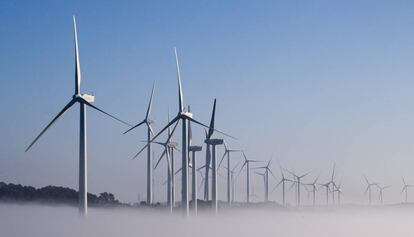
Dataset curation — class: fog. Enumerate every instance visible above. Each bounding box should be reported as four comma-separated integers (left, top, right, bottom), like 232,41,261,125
2,203,414,236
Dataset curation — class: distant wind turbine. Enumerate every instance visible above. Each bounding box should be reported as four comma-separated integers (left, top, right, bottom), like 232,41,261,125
376,184,391,205
272,166,293,206
252,160,277,202
402,177,413,203
238,152,262,203
218,142,243,205
123,82,155,205
286,169,311,207
364,176,377,205
304,176,319,207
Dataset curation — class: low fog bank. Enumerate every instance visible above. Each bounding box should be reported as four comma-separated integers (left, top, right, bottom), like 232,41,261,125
1,203,414,237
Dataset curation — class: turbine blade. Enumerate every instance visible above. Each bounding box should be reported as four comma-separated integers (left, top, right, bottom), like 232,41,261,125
269,169,278,180
26,99,77,152
174,47,184,113
73,16,81,95
197,164,206,171
154,148,167,169
237,161,247,176
132,116,180,159
83,100,132,127
175,167,182,175
145,82,155,119
188,106,192,144
217,151,227,169
123,120,146,134
148,123,155,136
207,99,216,138
185,115,236,140
300,171,312,179
271,180,282,193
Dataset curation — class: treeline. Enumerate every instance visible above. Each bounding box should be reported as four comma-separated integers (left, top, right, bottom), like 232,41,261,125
0,182,122,207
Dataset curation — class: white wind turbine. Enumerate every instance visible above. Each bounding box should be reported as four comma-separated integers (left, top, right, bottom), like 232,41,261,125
304,176,319,207
25,16,131,215
364,176,377,205
238,152,262,203
402,177,414,203
203,99,217,201
252,160,277,202
152,116,180,211
376,184,391,205
124,83,155,205
218,142,243,205
133,48,232,216
272,166,293,206
286,169,311,207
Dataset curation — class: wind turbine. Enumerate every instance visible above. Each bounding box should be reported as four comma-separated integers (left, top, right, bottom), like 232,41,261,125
286,169,311,207
364,176,377,205
133,49,232,216
271,166,293,206
376,184,391,205
252,160,277,202
25,16,131,216
203,99,217,201
123,83,155,205
238,152,262,203
304,176,319,207
319,182,331,206
152,118,179,211
328,164,336,205
218,142,243,205
333,183,343,206
402,177,413,203
254,171,268,202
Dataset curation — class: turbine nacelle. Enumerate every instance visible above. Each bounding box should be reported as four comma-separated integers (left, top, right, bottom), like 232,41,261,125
74,93,95,103
180,111,193,118
205,138,223,145
189,146,203,152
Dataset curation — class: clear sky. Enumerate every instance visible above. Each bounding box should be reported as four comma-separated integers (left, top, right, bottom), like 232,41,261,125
2,0,414,204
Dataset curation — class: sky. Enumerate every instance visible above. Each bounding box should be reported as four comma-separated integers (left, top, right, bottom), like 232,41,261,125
2,0,414,204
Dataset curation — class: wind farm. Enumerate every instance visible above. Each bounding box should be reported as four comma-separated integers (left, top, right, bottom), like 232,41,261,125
3,1,414,236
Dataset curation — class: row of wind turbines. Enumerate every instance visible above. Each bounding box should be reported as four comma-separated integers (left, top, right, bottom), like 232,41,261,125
25,17,414,217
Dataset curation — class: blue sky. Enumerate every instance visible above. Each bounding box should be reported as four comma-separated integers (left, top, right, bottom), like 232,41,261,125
2,1,414,204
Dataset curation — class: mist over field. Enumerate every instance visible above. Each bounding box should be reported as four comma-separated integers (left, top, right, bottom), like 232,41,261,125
1,203,414,237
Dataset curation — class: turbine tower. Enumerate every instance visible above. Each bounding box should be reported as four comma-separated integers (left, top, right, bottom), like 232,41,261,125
189,145,202,214
124,83,155,205
206,138,223,213
218,142,242,205
25,16,131,216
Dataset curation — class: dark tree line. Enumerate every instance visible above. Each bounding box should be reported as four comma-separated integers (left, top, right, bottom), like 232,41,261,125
0,182,121,206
